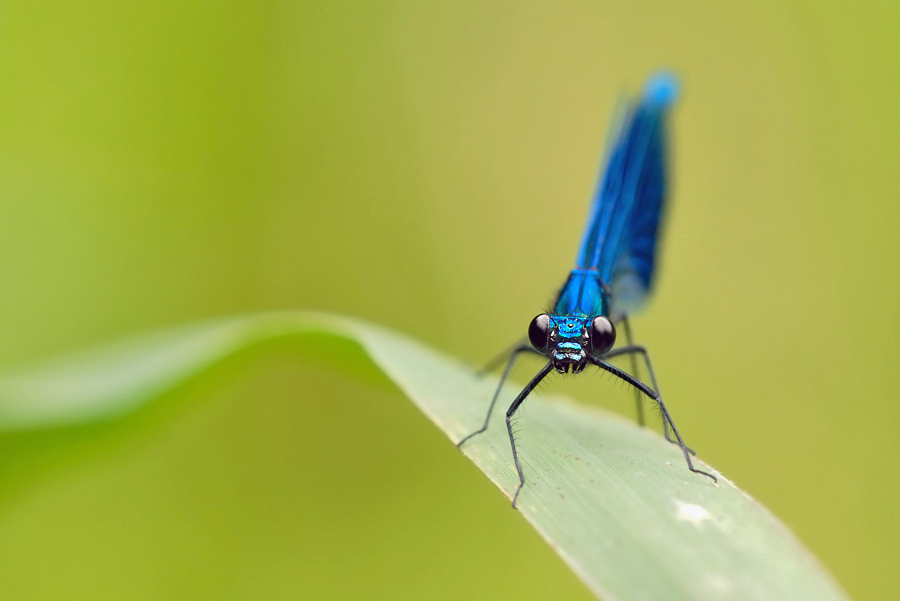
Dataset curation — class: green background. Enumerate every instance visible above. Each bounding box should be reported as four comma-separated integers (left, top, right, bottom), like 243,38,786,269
0,1,896,599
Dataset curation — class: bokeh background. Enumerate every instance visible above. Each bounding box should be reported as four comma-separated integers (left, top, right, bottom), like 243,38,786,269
0,1,897,599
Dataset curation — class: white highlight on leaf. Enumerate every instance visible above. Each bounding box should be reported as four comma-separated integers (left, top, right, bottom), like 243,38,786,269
704,573,737,595
677,502,712,524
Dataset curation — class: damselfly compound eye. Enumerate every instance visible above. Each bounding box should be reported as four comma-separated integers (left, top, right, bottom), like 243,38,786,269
528,314,551,352
590,316,616,356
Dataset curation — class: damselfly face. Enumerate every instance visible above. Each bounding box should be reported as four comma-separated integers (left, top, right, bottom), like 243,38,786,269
528,314,616,374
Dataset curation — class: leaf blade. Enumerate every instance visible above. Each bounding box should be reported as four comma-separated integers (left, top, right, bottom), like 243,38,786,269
0,311,849,601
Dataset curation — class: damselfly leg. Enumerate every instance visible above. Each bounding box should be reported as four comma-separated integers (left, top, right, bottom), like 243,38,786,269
613,315,645,426
589,356,715,483
601,343,694,455
505,364,554,507
458,342,542,447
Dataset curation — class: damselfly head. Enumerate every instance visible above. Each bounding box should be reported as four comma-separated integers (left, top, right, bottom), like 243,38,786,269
528,314,593,374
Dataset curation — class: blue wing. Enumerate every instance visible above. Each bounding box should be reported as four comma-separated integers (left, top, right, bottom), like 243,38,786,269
574,72,677,316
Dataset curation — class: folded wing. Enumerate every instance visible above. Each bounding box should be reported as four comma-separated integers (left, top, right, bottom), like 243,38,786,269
574,73,677,316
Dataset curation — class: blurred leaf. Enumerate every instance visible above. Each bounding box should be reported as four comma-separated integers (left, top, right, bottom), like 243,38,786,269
0,311,848,601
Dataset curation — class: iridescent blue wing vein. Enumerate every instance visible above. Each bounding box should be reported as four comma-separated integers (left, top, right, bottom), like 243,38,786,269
555,74,677,319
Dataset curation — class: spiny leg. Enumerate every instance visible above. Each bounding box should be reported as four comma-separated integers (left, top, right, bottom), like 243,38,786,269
506,363,554,507
601,344,693,455
609,314,677,446
458,343,542,447
589,357,715,483
615,315,645,426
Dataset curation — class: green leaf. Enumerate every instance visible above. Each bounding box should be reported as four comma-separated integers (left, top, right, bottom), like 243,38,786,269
0,311,848,601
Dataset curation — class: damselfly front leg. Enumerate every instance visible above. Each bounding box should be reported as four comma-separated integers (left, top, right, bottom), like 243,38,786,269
458,342,543,447
505,363,554,507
